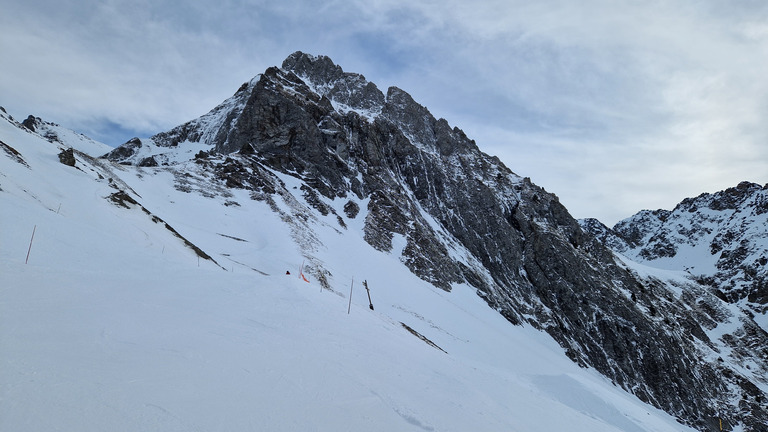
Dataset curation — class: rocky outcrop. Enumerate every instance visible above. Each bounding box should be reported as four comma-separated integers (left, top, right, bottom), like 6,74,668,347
58,148,76,167
21,115,38,132
0,139,30,168
103,137,143,163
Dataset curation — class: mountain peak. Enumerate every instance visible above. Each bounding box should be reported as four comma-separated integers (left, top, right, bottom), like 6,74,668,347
281,51,344,82
280,51,385,117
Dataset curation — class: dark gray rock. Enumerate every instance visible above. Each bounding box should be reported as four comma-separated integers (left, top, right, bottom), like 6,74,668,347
343,200,359,219
578,217,630,253
282,51,386,114
0,139,30,168
21,115,38,132
103,138,143,164
137,156,158,167
58,148,76,167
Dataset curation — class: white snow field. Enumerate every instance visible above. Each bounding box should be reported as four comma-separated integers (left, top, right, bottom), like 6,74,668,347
0,113,697,431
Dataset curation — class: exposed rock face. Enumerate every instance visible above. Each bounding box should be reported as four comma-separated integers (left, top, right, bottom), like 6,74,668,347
104,52,767,431
104,137,143,162
282,51,386,116
20,115,62,144
0,139,30,168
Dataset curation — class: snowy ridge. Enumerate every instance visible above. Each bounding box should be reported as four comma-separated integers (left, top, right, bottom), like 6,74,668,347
188,76,261,145
1,109,111,157
103,76,259,165
583,182,768,314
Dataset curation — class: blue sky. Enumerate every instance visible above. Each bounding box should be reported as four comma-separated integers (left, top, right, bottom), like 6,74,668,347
2,0,767,225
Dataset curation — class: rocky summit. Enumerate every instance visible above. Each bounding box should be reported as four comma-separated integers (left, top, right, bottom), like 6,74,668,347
101,52,767,431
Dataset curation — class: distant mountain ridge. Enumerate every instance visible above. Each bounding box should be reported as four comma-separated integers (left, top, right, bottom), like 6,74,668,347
581,181,768,311
6,52,767,431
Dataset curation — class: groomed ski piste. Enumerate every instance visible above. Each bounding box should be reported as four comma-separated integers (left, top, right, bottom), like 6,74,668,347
1,111,700,431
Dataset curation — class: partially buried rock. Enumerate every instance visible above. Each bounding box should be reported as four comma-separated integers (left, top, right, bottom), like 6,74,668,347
22,115,38,132
58,148,76,167
138,156,158,167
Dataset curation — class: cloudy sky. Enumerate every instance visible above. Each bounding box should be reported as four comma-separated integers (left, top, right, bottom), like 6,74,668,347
2,0,767,225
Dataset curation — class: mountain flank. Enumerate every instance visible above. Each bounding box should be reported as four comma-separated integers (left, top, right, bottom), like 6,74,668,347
101,52,768,431
5,52,766,431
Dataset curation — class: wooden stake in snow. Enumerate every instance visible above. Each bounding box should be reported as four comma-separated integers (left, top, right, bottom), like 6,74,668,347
25,225,36,264
347,278,354,314
363,280,374,310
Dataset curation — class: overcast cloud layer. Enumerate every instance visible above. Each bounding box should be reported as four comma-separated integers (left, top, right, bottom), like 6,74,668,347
2,0,767,225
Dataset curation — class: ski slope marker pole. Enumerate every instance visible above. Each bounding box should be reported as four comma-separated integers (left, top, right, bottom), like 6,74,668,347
25,225,36,264
347,278,354,314
364,280,374,310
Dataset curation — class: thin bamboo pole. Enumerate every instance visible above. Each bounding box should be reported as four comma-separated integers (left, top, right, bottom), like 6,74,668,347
25,225,36,264
347,278,354,314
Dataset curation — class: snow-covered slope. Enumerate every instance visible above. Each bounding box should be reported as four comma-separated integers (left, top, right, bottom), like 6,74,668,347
0,109,701,430
17,113,113,157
